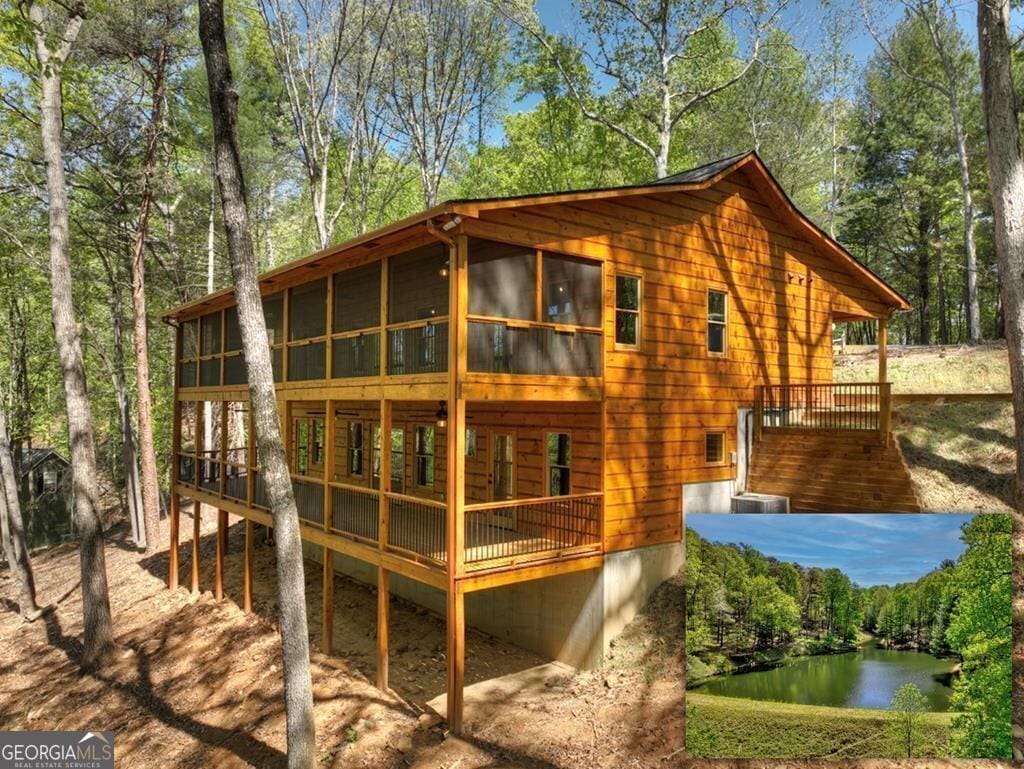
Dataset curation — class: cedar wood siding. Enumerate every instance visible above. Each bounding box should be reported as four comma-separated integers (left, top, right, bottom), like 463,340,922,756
469,165,894,553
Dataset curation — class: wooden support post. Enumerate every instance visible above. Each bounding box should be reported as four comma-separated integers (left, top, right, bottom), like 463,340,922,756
169,324,182,590
321,547,334,654
878,316,888,384
243,518,253,612
753,385,764,443
446,581,465,733
191,499,201,593
880,382,892,446
168,492,180,590
215,508,226,601
878,316,890,445
377,567,389,690
379,399,392,551
444,232,468,733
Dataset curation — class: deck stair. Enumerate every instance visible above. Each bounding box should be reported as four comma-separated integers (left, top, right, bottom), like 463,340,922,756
747,430,921,512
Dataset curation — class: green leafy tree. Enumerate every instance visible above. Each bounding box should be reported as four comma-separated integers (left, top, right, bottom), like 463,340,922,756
945,514,1011,758
889,682,928,757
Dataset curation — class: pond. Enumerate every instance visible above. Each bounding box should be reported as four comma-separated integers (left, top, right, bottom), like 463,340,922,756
695,639,955,711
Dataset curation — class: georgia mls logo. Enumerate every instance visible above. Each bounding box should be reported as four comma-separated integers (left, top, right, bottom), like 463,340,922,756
0,731,114,769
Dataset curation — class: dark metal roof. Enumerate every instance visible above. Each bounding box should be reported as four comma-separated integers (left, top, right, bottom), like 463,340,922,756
20,448,68,476
440,151,755,207
652,151,754,185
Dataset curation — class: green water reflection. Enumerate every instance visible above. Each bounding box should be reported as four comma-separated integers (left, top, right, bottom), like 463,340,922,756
696,640,954,710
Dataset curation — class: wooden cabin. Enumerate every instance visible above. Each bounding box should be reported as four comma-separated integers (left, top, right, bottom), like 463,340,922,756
162,152,914,731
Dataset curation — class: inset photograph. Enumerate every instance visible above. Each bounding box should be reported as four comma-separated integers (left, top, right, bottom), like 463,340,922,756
685,513,1011,760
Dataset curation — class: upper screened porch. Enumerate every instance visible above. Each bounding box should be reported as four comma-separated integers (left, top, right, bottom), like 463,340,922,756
173,235,605,402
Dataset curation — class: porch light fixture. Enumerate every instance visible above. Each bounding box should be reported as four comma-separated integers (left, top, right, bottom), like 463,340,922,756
436,400,448,428
439,260,450,278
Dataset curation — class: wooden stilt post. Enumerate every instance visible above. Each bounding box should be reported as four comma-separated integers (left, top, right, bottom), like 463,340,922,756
446,581,465,733
215,508,226,601
377,567,389,690
878,316,888,384
168,492,180,590
322,547,334,654
191,499,201,593
878,316,890,445
376,398,392,692
445,232,468,733
169,324,182,591
243,518,253,612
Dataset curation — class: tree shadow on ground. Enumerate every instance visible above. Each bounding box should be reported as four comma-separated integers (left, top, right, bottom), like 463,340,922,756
38,608,288,768
897,433,1016,511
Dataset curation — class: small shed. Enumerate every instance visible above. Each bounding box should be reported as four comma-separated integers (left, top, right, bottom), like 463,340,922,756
18,448,74,548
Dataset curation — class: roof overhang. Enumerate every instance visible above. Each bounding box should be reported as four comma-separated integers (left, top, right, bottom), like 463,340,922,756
163,151,910,322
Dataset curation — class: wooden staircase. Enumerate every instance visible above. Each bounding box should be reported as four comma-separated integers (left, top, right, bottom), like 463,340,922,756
747,430,921,512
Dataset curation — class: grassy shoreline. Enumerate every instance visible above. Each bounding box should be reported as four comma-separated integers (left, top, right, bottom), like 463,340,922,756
686,692,952,759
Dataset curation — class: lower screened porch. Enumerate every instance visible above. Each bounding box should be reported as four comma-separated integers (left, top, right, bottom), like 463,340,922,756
172,399,604,580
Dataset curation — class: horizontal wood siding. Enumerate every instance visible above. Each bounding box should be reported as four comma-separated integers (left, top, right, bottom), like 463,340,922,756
475,166,890,552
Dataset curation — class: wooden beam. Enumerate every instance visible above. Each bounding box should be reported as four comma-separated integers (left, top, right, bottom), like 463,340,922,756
191,499,201,593
446,581,466,734
215,508,226,601
878,316,888,384
377,567,389,690
379,399,392,551
169,323,182,591
892,391,1014,404
322,547,334,654
243,518,253,612
168,492,180,590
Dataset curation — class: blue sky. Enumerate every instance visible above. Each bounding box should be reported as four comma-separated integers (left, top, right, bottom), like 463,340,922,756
687,513,973,586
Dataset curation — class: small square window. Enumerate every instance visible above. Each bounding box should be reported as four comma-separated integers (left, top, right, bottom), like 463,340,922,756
704,431,726,466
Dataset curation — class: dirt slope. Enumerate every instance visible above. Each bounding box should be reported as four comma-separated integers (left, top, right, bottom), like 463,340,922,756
0,508,683,768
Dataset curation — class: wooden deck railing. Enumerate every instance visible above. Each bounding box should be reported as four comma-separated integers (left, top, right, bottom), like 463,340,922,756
755,382,891,441
176,464,603,574
463,492,602,568
329,482,379,544
385,492,448,564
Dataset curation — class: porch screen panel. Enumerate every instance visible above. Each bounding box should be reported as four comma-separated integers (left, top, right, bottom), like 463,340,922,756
388,243,449,323
332,333,380,378
468,239,536,321
224,307,242,351
333,263,381,332
262,293,284,345
542,254,601,327
289,278,327,340
200,312,222,355
288,343,326,380
223,306,246,385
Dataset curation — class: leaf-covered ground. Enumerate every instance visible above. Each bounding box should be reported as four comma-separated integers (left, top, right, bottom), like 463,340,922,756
0,509,683,768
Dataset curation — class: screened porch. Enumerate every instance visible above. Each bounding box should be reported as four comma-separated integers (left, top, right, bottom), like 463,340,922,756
174,399,603,574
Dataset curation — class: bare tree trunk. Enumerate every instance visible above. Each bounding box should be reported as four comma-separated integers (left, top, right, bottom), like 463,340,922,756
113,313,146,546
31,0,116,667
198,1,316,766
131,42,169,555
978,0,1024,509
0,401,41,619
